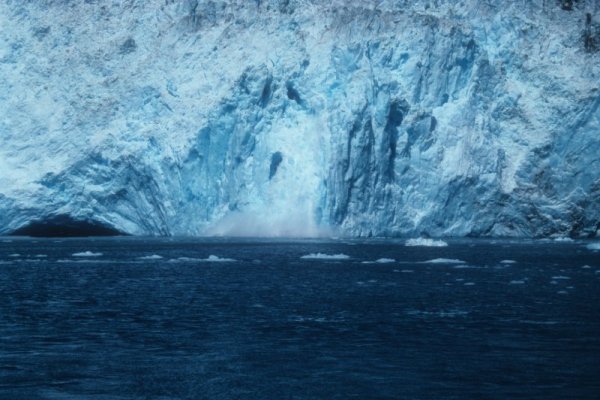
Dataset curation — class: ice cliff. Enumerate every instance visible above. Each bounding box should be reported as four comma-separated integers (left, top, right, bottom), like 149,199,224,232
1,0,599,237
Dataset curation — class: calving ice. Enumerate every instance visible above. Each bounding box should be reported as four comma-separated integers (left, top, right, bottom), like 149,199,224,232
0,0,599,238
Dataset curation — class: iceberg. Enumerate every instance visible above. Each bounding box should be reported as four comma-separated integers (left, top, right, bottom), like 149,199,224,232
0,1,599,238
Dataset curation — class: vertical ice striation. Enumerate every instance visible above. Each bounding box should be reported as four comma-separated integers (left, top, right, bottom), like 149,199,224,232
0,0,599,237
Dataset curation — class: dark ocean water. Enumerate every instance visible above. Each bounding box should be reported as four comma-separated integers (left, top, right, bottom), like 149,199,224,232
0,237,599,400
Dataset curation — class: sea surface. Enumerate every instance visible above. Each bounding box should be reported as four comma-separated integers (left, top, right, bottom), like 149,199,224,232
0,237,599,400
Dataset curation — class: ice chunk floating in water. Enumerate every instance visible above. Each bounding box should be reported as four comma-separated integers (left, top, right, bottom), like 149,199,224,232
587,242,600,251
362,258,395,264
405,238,448,247
72,251,103,257
138,255,163,260
202,255,236,262
301,253,350,260
422,258,466,264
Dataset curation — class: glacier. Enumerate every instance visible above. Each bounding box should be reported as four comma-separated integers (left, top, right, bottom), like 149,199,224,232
0,0,599,237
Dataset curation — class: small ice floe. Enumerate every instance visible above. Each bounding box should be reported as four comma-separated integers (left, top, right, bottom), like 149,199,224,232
581,265,592,269
8,254,20,257
452,264,478,269
2,240,12,243
72,251,103,257
557,290,568,295
300,253,350,260
552,276,571,280
553,237,574,242
422,258,466,264
170,257,201,262
362,258,395,264
509,280,526,285
401,269,414,273
35,254,47,258
463,282,476,286
405,238,448,247
170,255,235,262
138,255,163,260
586,242,600,251
203,255,235,262
500,260,517,264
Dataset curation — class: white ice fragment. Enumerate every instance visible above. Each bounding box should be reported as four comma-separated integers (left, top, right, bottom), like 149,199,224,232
301,253,350,260
203,255,236,262
138,255,163,260
500,260,517,264
553,237,574,242
171,255,235,262
405,238,448,247
422,258,466,264
552,276,571,280
72,251,103,257
586,242,600,251
362,258,395,264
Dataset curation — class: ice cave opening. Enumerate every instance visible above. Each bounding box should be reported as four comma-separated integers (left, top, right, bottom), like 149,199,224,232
10,215,125,237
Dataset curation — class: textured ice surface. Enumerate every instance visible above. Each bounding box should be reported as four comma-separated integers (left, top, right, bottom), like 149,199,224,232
405,238,448,247
0,1,599,237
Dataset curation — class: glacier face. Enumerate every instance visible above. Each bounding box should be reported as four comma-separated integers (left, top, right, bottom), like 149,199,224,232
0,0,599,237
